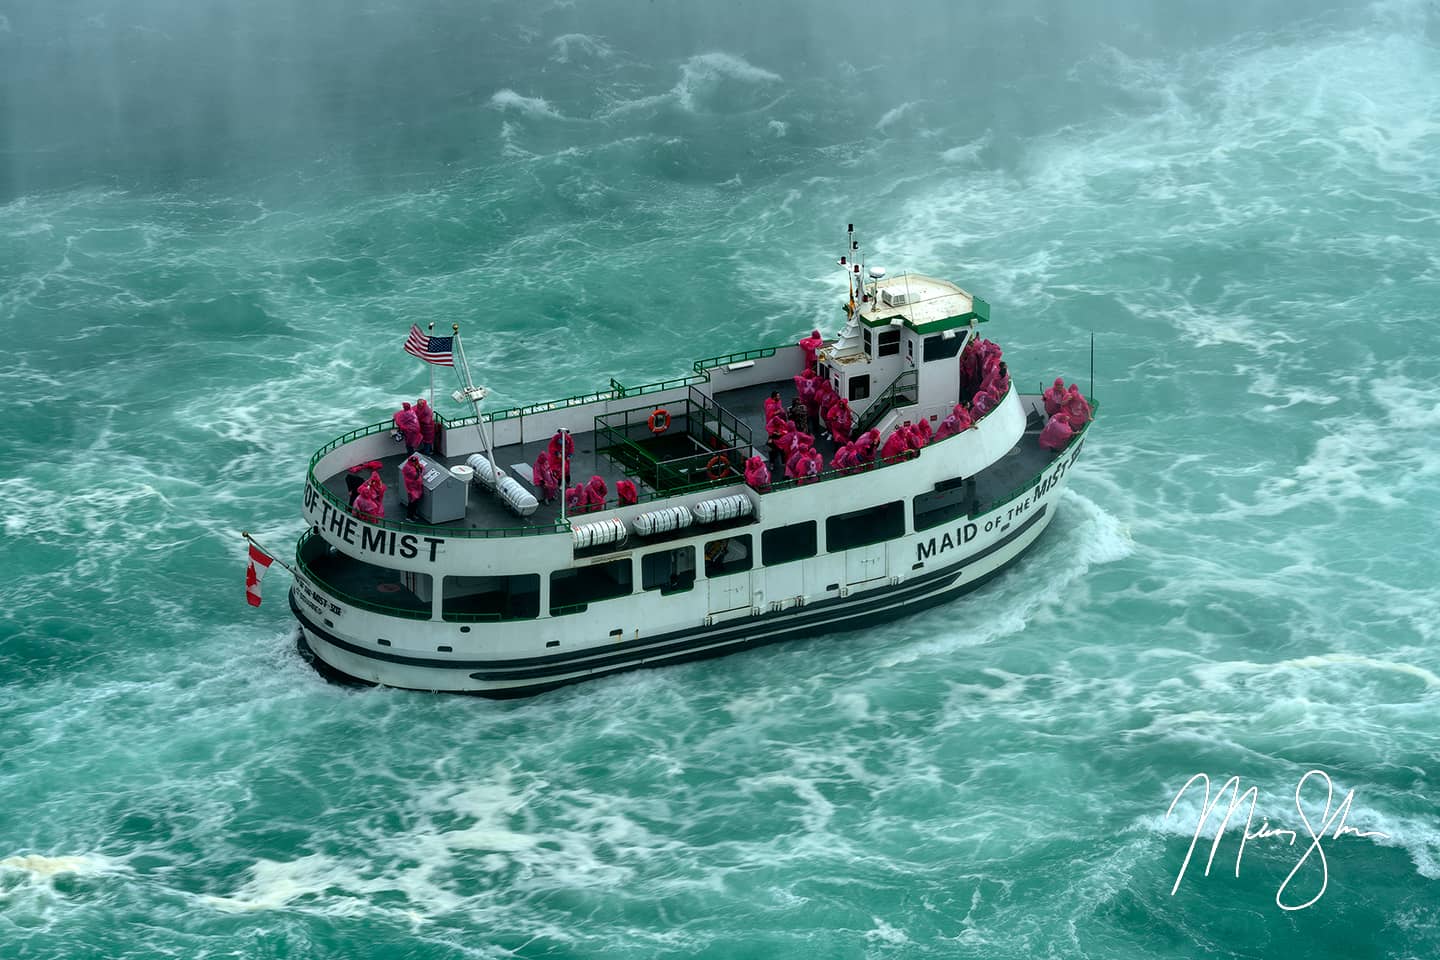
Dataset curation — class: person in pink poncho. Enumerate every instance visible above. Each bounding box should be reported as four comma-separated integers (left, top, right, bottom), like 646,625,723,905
365,470,387,510
879,427,912,465
414,398,436,455
565,483,587,514
616,479,638,506
792,448,822,485
548,431,574,485
1039,411,1074,451
393,402,422,455
913,418,933,447
824,397,853,444
851,428,881,469
401,455,425,521
744,455,771,491
1063,385,1091,427
352,485,381,522
798,329,823,373
763,390,784,424
972,388,999,418
831,442,859,474
584,475,607,511
533,451,560,503
1043,377,1067,416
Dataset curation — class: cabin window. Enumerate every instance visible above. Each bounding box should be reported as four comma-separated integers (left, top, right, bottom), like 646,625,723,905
705,535,753,577
923,333,964,362
442,574,540,621
642,546,696,594
849,375,870,401
763,521,817,566
550,559,632,615
863,329,872,355
827,500,904,552
877,329,901,357
913,481,973,532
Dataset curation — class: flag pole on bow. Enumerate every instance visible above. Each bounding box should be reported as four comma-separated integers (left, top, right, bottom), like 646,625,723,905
242,531,294,608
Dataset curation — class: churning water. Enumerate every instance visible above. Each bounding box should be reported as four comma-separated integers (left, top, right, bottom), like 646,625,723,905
2,0,1438,956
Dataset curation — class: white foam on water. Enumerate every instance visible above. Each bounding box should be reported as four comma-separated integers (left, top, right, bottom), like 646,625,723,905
875,101,921,132
549,33,612,64
488,89,565,120
0,854,119,879
601,51,781,117
874,491,1132,670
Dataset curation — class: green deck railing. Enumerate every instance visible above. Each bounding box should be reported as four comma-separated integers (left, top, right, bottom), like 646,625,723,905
293,531,433,620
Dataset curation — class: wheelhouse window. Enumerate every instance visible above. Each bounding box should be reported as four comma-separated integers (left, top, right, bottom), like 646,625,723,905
863,329,872,355
923,333,964,363
762,521,817,566
827,501,904,552
442,574,540,621
848,375,870,402
550,559,632,615
704,535,753,577
913,481,972,532
877,329,901,357
642,546,696,595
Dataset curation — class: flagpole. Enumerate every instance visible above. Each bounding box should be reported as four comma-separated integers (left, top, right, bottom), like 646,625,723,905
452,324,499,468
242,530,296,576
428,321,436,410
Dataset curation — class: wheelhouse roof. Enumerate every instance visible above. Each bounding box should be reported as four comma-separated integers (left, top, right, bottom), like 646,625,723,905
856,273,990,334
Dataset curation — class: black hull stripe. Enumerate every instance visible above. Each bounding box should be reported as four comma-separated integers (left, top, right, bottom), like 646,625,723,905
293,504,1049,680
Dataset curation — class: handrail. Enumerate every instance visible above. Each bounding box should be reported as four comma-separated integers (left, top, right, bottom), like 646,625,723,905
305,419,566,539
692,345,786,374
977,399,1099,513
854,368,920,435
764,381,1017,493
293,532,432,620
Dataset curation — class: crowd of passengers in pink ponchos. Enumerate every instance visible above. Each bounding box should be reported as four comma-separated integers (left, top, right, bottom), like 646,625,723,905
348,334,1091,521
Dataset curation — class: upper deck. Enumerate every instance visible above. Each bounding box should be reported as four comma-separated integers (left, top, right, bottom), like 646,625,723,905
302,338,1089,553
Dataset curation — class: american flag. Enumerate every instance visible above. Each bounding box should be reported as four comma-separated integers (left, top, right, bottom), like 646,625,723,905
403,324,454,366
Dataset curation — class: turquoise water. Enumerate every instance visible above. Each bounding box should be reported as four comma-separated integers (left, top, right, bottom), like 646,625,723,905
3,1,1438,956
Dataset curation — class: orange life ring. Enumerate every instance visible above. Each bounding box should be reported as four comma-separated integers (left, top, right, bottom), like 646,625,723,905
706,455,730,480
648,408,671,434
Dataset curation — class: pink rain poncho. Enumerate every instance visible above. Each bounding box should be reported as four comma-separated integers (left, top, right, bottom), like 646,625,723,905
616,479,639,505
914,417,933,446
1039,412,1074,451
393,402,422,450
824,397,853,444
352,487,381,522
1043,377,1067,416
401,456,425,503
879,428,912,464
584,475,608,509
851,428,881,468
933,404,975,442
795,448,823,484
565,484,588,514
548,431,574,484
533,451,560,502
1063,385,1092,427
799,329,823,371
744,456,771,490
415,398,436,446
764,393,785,424
831,442,860,474
972,388,999,418
365,470,387,505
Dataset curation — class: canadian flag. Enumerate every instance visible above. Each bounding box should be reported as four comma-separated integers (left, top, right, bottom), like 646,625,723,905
246,542,275,607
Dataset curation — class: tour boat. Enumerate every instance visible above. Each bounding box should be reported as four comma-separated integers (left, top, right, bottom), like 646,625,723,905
288,228,1096,696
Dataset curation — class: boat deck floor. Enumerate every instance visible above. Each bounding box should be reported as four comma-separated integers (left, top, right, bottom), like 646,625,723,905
317,391,1067,538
